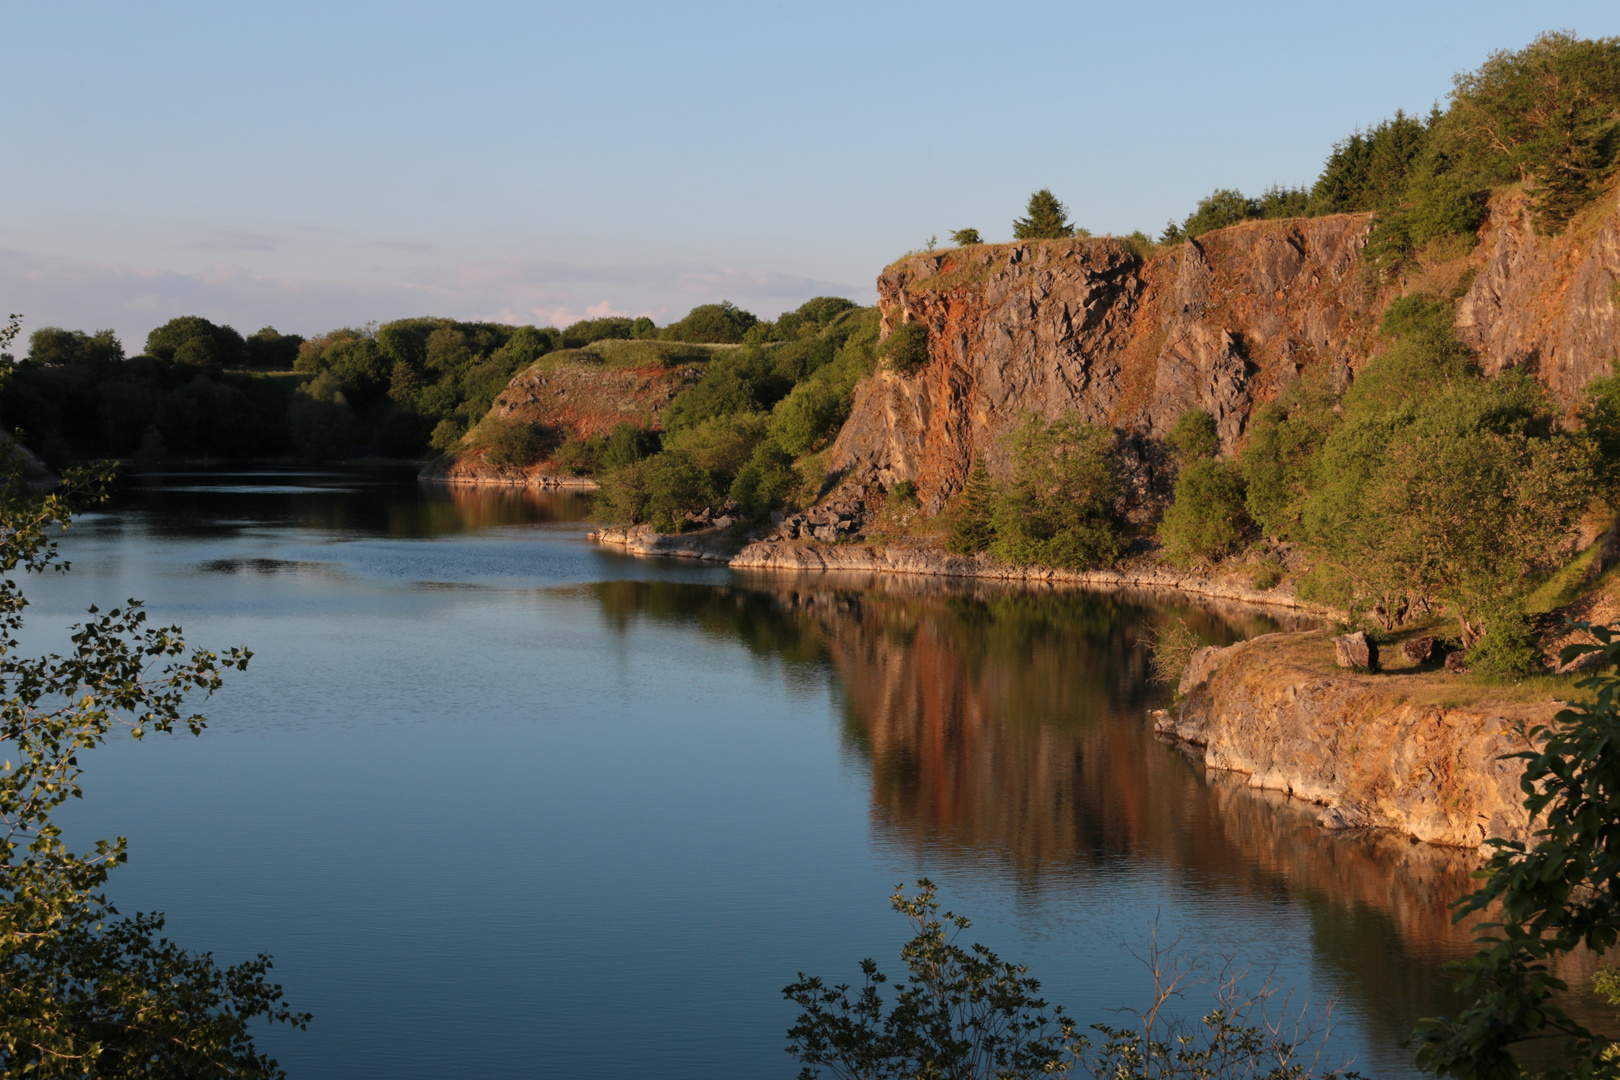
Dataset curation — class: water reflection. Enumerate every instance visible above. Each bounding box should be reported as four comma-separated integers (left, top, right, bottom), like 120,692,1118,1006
108,466,591,539
587,573,1530,1061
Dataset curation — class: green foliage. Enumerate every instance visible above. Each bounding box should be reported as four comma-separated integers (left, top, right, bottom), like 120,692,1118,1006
783,880,1081,1080
1450,32,1620,232
1308,110,1433,214
660,301,759,344
428,417,464,455
1011,189,1075,240
729,438,800,518
27,327,124,369
287,374,357,461
1182,189,1259,238
1159,459,1251,565
1465,597,1541,678
1415,625,1620,1078
887,480,917,507
1255,184,1310,219
597,421,660,471
771,379,848,455
1167,409,1219,462
787,881,1364,1080
1251,563,1282,591
878,323,929,376
946,460,997,555
560,315,638,348
990,415,1122,571
472,417,544,467
243,326,304,369
948,228,982,246
145,315,245,369
665,411,769,489
1581,360,1620,504
0,469,307,1077
594,450,715,533
663,346,792,433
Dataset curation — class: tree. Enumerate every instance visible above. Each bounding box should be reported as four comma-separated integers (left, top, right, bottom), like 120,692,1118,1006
0,467,308,1077
1181,189,1259,239
243,327,304,369
1449,32,1620,232
948,228,982,246
1166,409,1219,463
1159,459,1251,566
27,328,123,369
990,414,1122,571
145,316,244,369
1415,625,1620,1079
661,301,759,344
1011,189,1075,240
946,460,996,555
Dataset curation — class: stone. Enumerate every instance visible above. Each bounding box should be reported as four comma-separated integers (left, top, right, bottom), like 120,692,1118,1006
1333,631,1378,672
1445,651,1471,674
1401,636,1444,665
812,524,838,541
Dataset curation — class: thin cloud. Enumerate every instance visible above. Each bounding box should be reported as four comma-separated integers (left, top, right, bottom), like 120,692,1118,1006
185,231,282,253
366,240,432,252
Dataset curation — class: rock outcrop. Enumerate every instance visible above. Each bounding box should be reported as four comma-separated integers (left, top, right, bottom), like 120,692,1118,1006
831,190,1620,513
1157,632,1560,849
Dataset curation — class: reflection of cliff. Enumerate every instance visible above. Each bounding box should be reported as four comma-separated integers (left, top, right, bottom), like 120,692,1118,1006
585,576,1610,1054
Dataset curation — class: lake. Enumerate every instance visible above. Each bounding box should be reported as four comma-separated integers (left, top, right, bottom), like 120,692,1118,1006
25,466,1491,1079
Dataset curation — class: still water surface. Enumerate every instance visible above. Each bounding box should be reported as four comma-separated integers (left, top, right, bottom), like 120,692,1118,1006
26,467,1491,1079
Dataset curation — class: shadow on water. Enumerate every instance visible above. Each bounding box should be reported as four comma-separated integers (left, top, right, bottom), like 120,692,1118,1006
104,465,592,539
584,571,1538,1067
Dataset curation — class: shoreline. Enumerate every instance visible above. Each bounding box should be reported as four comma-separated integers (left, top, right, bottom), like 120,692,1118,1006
588,523,1333,616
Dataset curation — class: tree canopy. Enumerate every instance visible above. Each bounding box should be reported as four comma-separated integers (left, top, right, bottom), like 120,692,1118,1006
1012,189,1075,240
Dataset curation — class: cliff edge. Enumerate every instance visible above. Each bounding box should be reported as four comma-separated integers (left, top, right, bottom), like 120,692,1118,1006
1156,631,1560,849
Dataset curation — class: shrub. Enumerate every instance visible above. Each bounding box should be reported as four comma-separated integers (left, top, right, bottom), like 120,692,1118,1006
665,411,769,489
473,417,544,467
1158,459,1251,565
729,439,800,518
428,418,465,456
948,227,982,245
287,376,356,461
878,323,929,376
553,435,596,476
1147,618,1202,688
990,415,1122,571
886,480,917,508
596,421,659,471
1251,562,1282,591
770,379,847,455
1181,188,1258,238
1166,409,1219,461
1466,598,1542,678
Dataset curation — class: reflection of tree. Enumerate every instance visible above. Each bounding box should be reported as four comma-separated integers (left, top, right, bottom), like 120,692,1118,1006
109,469,591,538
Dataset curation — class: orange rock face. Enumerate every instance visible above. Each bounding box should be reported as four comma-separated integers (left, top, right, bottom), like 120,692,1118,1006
832,191,1620,515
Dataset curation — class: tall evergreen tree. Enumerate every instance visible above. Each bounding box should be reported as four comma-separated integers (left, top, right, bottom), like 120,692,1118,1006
1012,189,1075,240
947,459,997,554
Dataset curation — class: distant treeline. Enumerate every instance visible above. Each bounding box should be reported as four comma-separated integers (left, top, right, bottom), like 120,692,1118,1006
0,299,834,465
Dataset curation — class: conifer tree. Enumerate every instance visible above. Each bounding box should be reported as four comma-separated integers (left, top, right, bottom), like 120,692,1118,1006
947,459,997,554
1012,189,1075,240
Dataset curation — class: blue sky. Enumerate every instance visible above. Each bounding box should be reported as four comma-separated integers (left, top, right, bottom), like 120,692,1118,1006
4,1,1618,352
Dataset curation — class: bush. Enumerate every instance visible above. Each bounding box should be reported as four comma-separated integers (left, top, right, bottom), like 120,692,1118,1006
1166,409,1219,461
948,227,982,245
729,439,800,518
665,411,769,489
770,379,847,455
990,415,1122,571
1158,459,1251,565
429,418,465,455
287,376,356,461
473,417,544,467
553,435,596,475
1466,598,1542,678
878,323,929,376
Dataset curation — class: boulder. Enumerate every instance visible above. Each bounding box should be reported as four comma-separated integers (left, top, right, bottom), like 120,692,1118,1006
1333,631,1379,672
1445,651,1471,674
1401,636,1444,665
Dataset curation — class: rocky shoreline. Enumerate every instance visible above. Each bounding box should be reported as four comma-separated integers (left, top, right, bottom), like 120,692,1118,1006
588,523,1331,614
1155,632,1557,850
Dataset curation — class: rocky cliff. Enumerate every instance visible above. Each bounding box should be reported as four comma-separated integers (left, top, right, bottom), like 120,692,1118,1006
831,189,1620,513
1157,631,1561,849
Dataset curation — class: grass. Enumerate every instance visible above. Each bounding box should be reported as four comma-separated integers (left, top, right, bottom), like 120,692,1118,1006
528,340,734,372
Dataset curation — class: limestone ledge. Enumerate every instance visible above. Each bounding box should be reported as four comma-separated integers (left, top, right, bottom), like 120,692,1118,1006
1157,633,1559,849
588,526,1329,613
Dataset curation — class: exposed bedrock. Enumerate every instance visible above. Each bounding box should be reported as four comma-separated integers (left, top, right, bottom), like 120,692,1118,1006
1157,632,1561,849
832,192,1620,514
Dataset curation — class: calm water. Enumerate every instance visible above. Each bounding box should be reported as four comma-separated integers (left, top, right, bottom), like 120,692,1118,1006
24,467,1495,1079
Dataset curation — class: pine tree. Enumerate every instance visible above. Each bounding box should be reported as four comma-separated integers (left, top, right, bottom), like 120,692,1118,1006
947,459,997,554
1012,189,1075,240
